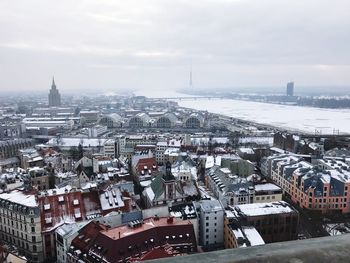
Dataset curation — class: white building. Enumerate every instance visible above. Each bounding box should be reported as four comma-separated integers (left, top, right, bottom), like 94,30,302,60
87,125,107,137
104,139,116,158
194,199,224,250
55,222,89,263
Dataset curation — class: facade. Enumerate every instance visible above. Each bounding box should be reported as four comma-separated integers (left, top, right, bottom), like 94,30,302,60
18,149,44,169
290,167,350,214
155,139,182,165
29,167,51,191
98,113,123,128
206,166,254,207
0,139,33,160
184,113,204,129
55,222,89,263
87,125,107,137
48,78,61,107
0,190,43,262
286,81,294,96
103,139,116,158
37,187,86,261
155,113,178,128
254,183,282,203
0,123,24,140
128,113,151,128
269,155,350,214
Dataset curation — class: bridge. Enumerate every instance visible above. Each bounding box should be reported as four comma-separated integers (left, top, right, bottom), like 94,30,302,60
151,96,225,100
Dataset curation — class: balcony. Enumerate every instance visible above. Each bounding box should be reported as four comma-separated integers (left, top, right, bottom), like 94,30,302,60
147,234,350,263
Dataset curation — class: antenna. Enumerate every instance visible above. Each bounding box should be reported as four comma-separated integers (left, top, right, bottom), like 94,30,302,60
189,61,193,91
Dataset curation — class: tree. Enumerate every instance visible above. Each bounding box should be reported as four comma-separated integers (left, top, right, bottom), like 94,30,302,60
78,143,84,159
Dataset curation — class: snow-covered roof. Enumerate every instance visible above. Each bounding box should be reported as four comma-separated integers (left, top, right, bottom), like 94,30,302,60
99,188,125,211
205,156,215,169
233,201,294,217
254,183,282,192
0,190,37,207
239,148,255,154
242,226,265,246
47,137,108,148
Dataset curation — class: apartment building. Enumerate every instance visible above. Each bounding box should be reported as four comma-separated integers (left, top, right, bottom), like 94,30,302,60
229,201,299,243
0,190,43,262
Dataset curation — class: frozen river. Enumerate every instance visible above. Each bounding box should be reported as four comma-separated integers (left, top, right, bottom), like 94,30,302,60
176,99,350,135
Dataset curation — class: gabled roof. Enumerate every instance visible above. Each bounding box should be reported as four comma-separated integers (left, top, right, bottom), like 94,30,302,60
150,174,164,199
76,164,95,178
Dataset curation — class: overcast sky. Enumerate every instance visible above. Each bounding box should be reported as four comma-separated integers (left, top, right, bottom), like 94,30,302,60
1,0,350,94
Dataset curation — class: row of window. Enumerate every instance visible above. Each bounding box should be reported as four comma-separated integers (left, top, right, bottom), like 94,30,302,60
255,195,276,201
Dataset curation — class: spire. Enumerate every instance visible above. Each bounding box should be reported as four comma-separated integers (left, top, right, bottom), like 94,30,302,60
52,76,56,89
189,62,192,89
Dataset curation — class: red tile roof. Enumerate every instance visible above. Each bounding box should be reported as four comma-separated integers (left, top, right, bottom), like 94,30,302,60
38,190,86,232
71,217,197,263
136,157,157,173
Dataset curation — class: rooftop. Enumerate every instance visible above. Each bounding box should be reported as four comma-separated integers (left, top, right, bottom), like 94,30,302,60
0,190,37,207
101,217,193,240
254,183,282,192
232,201,295,217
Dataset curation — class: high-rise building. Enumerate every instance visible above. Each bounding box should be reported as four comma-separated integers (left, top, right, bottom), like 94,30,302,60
286,81,294,96
48,77,61,107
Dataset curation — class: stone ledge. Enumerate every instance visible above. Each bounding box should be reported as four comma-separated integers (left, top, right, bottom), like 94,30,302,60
146,234,350,263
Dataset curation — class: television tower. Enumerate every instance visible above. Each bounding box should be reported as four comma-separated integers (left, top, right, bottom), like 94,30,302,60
189,62,193,91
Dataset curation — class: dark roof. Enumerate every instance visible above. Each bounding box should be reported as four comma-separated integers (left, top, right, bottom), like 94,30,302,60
71,221,108,250
76,164,95,178
151,174,165,199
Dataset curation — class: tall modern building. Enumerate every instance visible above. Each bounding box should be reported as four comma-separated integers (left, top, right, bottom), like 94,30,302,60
48,77,61,107
286,81,294,96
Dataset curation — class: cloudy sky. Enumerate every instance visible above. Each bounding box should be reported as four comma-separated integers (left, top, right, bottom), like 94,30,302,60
1,0,350,94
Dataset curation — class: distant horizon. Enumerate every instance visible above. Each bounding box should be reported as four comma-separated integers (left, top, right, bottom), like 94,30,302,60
1,83,350,97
